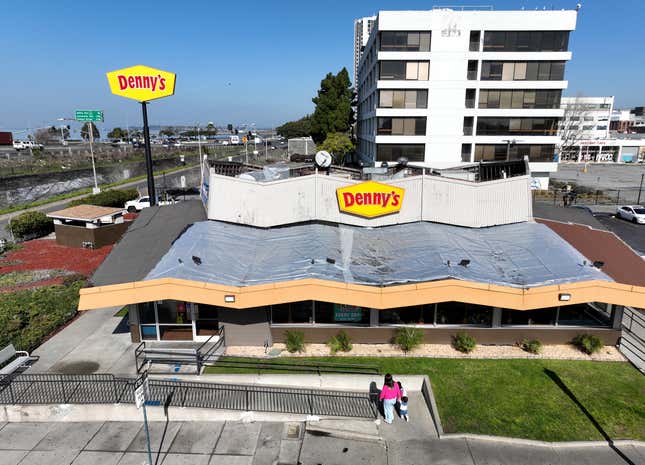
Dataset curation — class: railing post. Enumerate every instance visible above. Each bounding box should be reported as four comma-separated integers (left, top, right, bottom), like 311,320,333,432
113,375,119,404
60,375,67,403
245,386,249,411
308,390,313,415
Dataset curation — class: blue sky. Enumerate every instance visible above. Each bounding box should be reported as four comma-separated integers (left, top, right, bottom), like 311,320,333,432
1,0,643,133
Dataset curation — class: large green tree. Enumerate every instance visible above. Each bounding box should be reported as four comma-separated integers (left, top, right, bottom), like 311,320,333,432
276,115,312,139
80,122,100,140
310,68,354,143
108,127,126,139
318,132,354,163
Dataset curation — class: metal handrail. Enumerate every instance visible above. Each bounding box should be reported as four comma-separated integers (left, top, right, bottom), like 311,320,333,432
618,333,645,364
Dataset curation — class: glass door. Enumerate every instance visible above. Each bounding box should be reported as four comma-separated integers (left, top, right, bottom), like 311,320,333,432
194,304,219,342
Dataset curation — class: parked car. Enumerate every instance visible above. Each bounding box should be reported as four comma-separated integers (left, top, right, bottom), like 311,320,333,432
125,196,177,212
13,140,43,151
616,205,645,224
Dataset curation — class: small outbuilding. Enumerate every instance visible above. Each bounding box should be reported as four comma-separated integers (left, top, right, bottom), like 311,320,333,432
47,204,129,249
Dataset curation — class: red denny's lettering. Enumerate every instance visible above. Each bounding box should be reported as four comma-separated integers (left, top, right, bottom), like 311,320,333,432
342,190,401,208
117,74,167,92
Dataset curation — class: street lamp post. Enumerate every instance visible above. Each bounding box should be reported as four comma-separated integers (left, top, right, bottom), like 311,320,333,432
197,123,202,160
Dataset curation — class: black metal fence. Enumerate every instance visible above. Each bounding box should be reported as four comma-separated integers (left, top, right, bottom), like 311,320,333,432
0,373,377,418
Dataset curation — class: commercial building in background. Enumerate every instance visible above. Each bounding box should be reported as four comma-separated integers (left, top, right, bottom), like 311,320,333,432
557,97,645,163
78,159,644,356
354,16,376,88
355,7,578,189
611,106,645,134
559,96,613,140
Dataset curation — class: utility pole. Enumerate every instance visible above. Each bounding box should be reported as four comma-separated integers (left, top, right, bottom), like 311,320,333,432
88,122,99,193
141,102,156,205
197,123,202,160
638,172,644,205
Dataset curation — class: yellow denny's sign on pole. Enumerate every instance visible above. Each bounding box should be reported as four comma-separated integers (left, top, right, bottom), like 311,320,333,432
106,65,176,206
106,65,176,101
336,181,405,218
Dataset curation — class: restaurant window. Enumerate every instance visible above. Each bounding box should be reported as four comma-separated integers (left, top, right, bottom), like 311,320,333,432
379,89,428,109
557,304,611,326
502,308,557,326
379,305,435,325
483,31,569,51
377,144,425,162
270,301,313,324
435,302,492,326
380,61,430,80
380,31,431,51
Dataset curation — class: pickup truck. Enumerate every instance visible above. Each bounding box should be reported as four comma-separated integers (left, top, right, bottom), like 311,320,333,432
125,196,177,212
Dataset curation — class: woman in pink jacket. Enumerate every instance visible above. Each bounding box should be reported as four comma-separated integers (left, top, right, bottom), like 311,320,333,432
379,373,401,424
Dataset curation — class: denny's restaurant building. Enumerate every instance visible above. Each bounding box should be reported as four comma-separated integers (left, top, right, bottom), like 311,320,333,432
80,162,645,347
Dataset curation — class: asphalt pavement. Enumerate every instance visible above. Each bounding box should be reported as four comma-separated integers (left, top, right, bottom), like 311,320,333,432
593,211,645,256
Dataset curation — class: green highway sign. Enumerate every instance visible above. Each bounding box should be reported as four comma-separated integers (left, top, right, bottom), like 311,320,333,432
75,110,104,122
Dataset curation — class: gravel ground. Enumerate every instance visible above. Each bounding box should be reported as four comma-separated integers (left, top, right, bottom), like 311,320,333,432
226,343,625,361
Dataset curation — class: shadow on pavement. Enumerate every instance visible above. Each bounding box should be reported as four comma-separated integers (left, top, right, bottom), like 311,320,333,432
544,368,634,465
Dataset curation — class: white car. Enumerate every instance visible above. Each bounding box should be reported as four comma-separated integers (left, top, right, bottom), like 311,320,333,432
125,196,177,212
616,205,645,224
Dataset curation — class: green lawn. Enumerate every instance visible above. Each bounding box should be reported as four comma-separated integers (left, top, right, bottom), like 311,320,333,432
205,357,645,442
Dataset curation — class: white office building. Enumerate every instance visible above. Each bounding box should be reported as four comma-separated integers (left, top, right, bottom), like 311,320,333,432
355,8,578,189
559,96,613,141
354,16,376,88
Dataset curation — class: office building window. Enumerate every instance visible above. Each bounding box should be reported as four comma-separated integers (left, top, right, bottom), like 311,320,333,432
271,301,312,324
481,61,565,80
376,144,425,162
476,117,558,136
377,117,426,136
483,31,569,51
380,31,431,51
478,89,561,109
379,305,435,325
461,143,472,162
467,60,478,80
380,61,430,80
474,144,556,162
469,31,481,51
463,117,474,136
465,89,476,108
379,89,428,108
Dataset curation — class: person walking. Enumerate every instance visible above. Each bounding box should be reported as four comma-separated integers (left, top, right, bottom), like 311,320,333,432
379,373,401,424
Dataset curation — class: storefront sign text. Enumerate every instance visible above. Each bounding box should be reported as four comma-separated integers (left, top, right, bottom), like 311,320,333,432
106,65,176,102
336,181,405,218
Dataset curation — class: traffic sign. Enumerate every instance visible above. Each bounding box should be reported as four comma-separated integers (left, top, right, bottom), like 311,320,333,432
106,65,176,102
75,110,104,122
135,384,145,408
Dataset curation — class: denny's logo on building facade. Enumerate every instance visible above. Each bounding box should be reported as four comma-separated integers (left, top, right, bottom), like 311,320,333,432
106,65,176,102
336,181,405,218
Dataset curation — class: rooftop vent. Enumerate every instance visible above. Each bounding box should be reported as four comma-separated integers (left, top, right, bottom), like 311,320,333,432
192,256,202,265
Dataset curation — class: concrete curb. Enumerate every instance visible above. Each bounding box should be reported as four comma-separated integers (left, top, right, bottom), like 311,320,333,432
441,433,645,448
420,375,444,437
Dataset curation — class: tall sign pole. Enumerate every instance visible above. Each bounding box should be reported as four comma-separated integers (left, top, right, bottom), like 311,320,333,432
75,110,104,194
141,102,156,205
106,65,176,206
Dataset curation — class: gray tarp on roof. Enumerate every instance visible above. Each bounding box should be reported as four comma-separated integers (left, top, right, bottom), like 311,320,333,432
91,200,207,286
145,220,609,288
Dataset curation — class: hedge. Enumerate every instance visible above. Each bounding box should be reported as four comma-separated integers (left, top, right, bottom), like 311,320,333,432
6,211,54,240
0,280,84,352
68,188,139,208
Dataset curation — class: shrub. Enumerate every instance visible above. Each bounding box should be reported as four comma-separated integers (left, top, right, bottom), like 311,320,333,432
6,211,54,240
68,188,139,208
520,338,543,355
285,330,305,353
393,327,424,353
573,334,603,355
453,332,477,353
327,330,352,354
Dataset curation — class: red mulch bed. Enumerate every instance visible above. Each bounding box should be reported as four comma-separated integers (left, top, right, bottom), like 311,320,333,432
0,239,112,279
